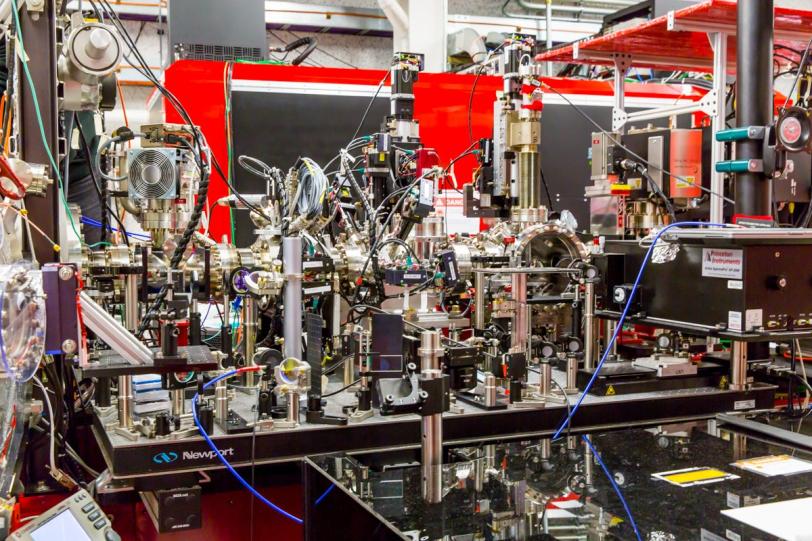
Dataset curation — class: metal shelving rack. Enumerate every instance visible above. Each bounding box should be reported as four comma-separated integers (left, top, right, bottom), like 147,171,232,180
536,0,812,223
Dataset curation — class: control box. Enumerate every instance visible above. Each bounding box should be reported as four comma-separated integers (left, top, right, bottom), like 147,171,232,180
7,489,119,541
141,485,202,533
601,229,812,337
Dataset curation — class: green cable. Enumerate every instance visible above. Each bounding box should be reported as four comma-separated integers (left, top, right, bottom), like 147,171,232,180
10,0,83,247
224,66,237,241
88,241,112,249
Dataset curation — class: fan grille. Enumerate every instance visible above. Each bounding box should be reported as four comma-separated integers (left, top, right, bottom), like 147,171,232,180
128,149,177,199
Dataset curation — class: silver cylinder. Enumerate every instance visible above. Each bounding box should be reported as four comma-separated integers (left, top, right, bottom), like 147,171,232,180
343,349,354,386
484,373,497,407
606,319,618,356
419,330,443,371
287,391,300,424
124,274,139,332
731,341,748,391
358,329,370,391
583,282,596,371
283,237,303,361
540,438,551,461
511,273,528,353
420,330,444,504
215,379,228,423
243,297,258,387
474,270,486,331
539,360,551,396
170,389,185,416
583,437,594,487
566,355,578,391
117,375,133,429
422,414,443,504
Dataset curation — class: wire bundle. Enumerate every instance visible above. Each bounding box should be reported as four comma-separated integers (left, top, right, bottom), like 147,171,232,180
294,157,328,221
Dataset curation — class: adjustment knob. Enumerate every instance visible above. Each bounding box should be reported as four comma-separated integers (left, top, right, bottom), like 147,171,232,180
768,275,788,290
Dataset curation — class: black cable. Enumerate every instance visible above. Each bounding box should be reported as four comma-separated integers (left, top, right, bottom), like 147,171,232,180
353,141,479,303
286,30,358,69
540,80,735,206
322,378,360,398
540,164,555,211
323,356,349,376
626,160,676,222
269,36,318,66
75,117,131,246
348,73,387,145
783,37,812,109
467,42,506,144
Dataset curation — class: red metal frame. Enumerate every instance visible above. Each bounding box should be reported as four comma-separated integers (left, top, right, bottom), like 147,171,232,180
164,60,706,241
536,0,812,72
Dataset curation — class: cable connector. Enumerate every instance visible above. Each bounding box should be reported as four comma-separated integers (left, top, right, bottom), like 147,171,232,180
48,466,78,490
111,126,136,142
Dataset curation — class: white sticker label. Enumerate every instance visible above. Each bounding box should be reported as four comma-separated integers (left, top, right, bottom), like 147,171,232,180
734,399,756,411
702,248,743,279
727,280,743,290
726,529,742,541
726,492,740,508
745,309,763,331
419,178,435,206
728,311,742,332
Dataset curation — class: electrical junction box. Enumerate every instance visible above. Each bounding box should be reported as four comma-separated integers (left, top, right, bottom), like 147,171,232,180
602,229,812,338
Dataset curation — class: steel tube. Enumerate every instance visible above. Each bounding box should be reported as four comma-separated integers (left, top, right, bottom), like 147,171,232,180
124,274,139,331
566,355,578,391
283,236,303,360
539,360,552,396
117,375,133,429
517,0,622,15
421,415,443,504
215,380,228,424
474,270,486,331
734,0,773,217
419,331,444,504
730,340,747,391
484,373,497,407
511,273,528,353
709,31,728,223
287,391,300,424
583,282,596,370
243,297,258,387
170,389,185,416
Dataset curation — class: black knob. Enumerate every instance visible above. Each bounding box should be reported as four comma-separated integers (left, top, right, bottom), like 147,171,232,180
197,403,214,433
155,412,171,437
768,275,788,290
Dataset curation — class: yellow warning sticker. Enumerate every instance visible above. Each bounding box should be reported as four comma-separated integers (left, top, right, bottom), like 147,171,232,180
653,467,739,487
605,385,616,396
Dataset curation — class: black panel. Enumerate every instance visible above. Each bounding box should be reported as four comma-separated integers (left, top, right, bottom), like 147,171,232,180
231,91,388,246
539,104,613,228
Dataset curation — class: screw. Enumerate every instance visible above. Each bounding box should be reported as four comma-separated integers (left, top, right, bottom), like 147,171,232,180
58,266,74,281
62,339,77,354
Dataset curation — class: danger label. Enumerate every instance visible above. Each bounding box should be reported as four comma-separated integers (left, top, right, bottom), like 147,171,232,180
702,248,743,279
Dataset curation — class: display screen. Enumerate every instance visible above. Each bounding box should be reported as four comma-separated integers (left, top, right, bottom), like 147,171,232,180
30,509,92,541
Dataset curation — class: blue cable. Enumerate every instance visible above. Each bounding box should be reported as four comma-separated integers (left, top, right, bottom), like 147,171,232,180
192,369,304,524
582,435,642,541
314,484,335,506
80,216,152,240
552,222,729,440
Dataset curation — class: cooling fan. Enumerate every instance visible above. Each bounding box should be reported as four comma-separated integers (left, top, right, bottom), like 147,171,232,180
127,148,180,200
